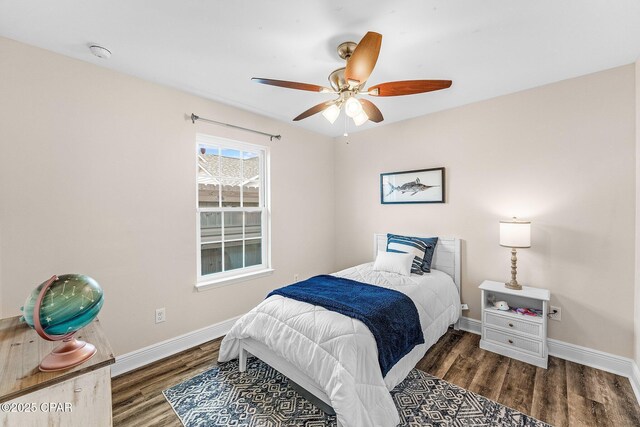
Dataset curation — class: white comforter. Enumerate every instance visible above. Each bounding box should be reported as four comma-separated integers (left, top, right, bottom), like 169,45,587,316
218,263,461,427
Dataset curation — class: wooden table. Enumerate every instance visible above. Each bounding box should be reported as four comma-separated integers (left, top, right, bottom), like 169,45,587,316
0,316,114,426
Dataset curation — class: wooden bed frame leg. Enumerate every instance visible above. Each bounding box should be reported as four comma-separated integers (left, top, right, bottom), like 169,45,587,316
239,345,247,372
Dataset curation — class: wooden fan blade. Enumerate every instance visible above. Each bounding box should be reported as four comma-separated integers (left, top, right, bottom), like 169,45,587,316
252,78,331,93
293,101,335,121
359,99,383,123
345,32,382,85
368,80,452,96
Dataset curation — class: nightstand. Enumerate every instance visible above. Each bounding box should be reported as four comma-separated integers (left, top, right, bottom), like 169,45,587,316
479,280,550,368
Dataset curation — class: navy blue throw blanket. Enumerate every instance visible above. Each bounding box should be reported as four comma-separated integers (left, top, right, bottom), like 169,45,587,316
267,275,424,377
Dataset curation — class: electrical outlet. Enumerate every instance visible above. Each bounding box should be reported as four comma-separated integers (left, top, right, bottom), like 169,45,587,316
293,274,299,282
461,303,469,310
155,307,166,324
549,305,561,321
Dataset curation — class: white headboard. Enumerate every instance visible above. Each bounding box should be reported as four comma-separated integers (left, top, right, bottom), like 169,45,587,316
374,234,461,295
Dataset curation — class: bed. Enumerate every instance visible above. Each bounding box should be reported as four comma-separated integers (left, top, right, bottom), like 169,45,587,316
218,234,461,427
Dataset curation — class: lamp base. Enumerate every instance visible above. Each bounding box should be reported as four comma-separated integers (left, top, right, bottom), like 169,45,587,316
505,248,523,290
505,280,523,291
39,338,97,372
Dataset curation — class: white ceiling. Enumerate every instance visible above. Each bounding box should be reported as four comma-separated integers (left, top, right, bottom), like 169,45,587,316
1,1,640,137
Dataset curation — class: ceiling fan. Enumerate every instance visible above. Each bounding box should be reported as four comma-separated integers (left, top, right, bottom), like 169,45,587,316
252,31,452,127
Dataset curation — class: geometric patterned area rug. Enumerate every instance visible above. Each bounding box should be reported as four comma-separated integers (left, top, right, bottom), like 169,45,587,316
163,357,551,427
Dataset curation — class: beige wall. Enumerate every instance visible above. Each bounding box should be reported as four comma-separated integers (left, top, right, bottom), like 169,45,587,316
334,65,636,357
635,58,640,366
0,37,335,355
1,35,637,360
0,227,2,319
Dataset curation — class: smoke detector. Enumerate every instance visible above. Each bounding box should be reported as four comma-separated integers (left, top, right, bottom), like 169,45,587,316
89,44,111,59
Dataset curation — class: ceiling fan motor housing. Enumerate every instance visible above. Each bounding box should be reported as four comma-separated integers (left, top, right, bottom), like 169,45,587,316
337,41,357,60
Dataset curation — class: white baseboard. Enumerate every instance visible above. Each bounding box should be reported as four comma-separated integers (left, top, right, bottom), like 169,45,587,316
458,316,640,403
547,338,631,377
458,316,481,335
630,361,640,404
111,315,240,377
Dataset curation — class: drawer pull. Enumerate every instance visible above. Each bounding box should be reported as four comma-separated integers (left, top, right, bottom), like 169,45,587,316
508,323,514,327
508,339,514,344
74,388,83,393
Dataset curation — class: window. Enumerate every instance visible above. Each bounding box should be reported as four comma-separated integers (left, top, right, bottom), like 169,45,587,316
196,134,271,288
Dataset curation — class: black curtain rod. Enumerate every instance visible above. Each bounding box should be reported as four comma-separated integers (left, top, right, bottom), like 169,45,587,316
191,114,281,141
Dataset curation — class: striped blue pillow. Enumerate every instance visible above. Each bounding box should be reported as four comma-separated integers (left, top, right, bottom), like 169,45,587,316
387,234,439,274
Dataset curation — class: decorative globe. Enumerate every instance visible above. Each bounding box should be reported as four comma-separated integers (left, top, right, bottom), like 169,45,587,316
22,274,104,336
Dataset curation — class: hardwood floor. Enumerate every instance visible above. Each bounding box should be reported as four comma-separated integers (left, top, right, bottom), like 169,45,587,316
112,339,222,426
112,330,640,426
418,331,640,427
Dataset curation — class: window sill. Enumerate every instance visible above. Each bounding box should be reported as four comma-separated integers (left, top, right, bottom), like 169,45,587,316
195,268,275,292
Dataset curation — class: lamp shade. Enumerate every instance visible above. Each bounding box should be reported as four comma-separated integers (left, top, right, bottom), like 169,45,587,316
344,97,363,118
499,218,531,248
322,104,340,124
352,110,369,126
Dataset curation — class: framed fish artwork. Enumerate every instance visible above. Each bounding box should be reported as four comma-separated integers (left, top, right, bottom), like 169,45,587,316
380,167,445,204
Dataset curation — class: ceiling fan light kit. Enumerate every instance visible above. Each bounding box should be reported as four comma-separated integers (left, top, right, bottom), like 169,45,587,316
252,31,452,128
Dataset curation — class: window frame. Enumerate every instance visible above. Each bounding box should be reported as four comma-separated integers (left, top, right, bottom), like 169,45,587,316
195,133,272,291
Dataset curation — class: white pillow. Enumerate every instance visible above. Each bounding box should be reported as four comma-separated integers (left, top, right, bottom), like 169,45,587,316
372,251,414,276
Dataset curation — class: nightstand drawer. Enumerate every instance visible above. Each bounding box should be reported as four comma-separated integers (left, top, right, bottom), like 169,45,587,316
484,311,542,338
483,327,543,356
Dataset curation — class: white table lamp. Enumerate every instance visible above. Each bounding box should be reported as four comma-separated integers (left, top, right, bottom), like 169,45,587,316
499,217,531,290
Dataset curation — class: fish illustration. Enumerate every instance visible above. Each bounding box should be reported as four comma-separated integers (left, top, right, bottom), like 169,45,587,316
386,177,439,196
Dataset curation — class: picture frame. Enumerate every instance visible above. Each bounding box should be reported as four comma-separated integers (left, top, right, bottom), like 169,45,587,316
380,167,445,204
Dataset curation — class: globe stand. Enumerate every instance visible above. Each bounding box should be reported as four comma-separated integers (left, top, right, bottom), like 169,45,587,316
38,338,97,372
33,275,98,372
